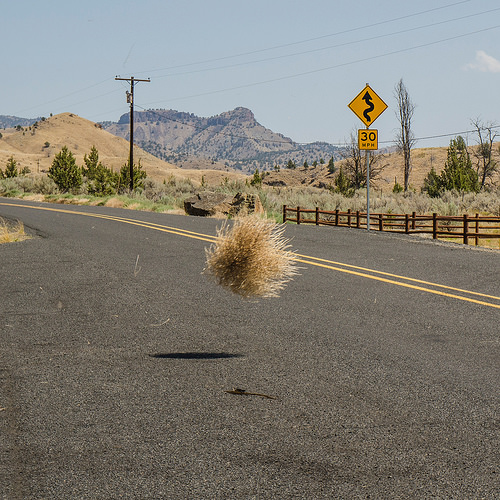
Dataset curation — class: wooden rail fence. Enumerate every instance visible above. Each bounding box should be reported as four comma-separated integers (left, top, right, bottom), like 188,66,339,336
282,205,500,246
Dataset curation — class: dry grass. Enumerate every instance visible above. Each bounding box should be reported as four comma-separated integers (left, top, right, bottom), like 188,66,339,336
204,216,298,298
0,218,29,244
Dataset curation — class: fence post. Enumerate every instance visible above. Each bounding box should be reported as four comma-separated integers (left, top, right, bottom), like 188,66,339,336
463,214,469,245
283,205,287,224
356,211,360,228
412,211,416,230
297,206,301,225
315,207,320,226
378,213,383,232
347,209,352,227
432,213,438,239
405,214,409,233
475,214,479,246
335,209,339,226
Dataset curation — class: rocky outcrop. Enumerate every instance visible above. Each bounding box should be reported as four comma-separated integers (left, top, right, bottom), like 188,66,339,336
183,192,263,217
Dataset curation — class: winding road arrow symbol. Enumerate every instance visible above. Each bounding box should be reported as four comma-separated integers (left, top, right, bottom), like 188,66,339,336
348,84,387,127
362,91,375,123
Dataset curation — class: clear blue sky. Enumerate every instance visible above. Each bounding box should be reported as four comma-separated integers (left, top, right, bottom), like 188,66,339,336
3,0,499,147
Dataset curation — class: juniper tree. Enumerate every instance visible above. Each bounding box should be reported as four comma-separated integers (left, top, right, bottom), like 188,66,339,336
83,146,118,196
440,136,479,194
3,156,18,178
48,146,82,192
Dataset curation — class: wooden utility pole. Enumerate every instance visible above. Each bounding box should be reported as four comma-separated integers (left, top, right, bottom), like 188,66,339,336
115,76,150,191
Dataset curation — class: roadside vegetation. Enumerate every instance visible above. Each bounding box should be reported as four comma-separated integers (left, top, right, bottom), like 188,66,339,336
0,143,499,247
0,217,28,244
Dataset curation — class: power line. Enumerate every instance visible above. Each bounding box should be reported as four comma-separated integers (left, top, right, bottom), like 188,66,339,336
380,125,500,146
14,78,113,116
11,1,478,119
152,8,500,80
133,104,499,150
141,25,500,109
135,0,473,77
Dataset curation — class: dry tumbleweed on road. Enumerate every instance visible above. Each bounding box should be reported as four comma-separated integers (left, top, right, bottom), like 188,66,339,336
204,216,298,298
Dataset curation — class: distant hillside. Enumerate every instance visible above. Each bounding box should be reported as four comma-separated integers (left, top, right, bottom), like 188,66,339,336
0,113,247,186
0,115,42,129
103,107,342,173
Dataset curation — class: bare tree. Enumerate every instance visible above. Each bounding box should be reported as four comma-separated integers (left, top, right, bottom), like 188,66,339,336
338,130,386,192
394,78,416,192
471,118,498,189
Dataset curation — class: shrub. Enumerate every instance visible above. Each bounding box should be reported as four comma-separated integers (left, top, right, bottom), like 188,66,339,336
250,168,262,187
48,146,82,192
118,160,147,192
204,216,298,298
422,166,442,197
334,167,355,197
0,217,28,244
82,147,118,196
440,136,479,193
392,180,404,193
3,157,19,178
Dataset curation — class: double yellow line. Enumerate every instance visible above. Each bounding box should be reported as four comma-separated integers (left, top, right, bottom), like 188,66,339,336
2,202,500,309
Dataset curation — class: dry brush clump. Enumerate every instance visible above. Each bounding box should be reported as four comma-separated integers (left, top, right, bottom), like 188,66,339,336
262,185,500,217
204,216,298,298
0,218,28,244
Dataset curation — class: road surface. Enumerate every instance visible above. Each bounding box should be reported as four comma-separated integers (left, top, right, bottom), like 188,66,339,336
1,198,499,499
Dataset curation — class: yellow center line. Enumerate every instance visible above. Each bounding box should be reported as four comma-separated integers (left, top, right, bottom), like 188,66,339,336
294,253,500,302
2,202,499,309
294,258,500,310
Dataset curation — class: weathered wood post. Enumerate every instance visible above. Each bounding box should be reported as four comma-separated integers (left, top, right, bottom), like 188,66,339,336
463,214,469,245
475,213,479,246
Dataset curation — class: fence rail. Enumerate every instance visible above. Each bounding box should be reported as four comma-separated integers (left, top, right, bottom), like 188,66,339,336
282,205,500,246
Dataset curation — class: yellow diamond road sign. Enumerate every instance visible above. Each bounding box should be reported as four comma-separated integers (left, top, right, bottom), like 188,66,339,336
348,84,387,127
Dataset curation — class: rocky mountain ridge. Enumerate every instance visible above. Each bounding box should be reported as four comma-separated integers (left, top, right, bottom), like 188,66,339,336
102,107,342,173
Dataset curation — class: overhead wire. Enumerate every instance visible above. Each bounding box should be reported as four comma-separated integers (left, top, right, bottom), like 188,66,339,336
134,0,473,76
13,78,114,116
140,24,500,108
12,0,496,152
132,104,500,150
21,0,480,116
150,7,500,80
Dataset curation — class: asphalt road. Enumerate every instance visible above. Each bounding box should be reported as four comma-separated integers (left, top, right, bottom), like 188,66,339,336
1,197,499,499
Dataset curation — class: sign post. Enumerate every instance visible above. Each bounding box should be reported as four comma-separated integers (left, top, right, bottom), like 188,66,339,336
348,84,387,230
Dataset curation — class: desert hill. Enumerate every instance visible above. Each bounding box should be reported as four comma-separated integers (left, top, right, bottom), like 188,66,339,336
103,107,341,173
0,113,247,186
2,111,498,193
261,144,499,192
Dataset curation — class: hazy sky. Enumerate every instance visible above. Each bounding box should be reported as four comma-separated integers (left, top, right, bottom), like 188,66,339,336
3,0,499,147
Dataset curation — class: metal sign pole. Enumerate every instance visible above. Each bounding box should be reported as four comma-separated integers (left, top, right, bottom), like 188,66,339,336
366,149,370,231
348,83,387,232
